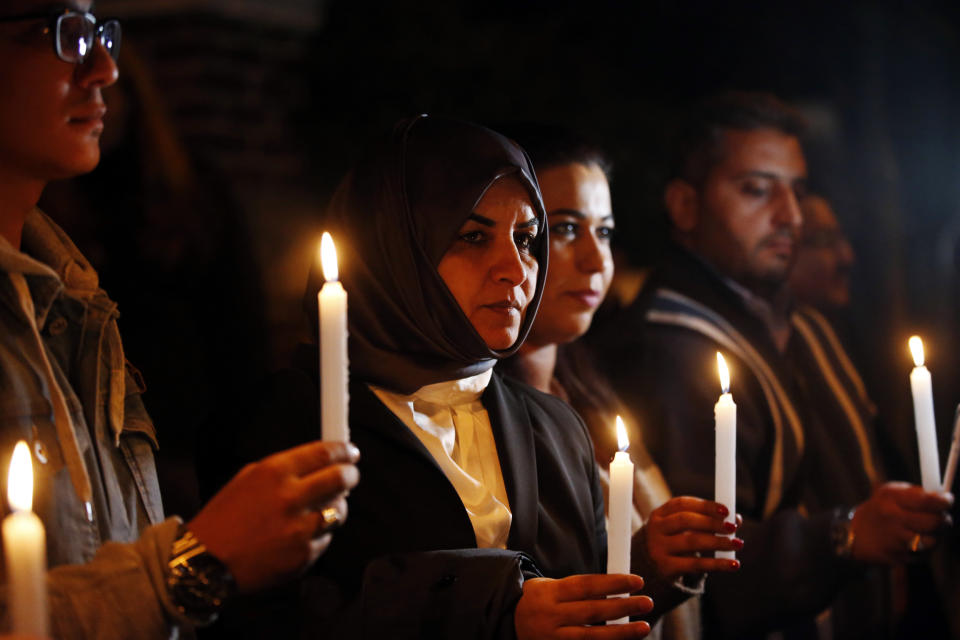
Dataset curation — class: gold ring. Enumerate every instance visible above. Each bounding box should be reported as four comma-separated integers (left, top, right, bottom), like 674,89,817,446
320,506,342,532
909,534,924,553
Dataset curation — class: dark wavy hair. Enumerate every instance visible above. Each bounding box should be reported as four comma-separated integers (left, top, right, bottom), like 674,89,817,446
671,91,807,186
495,122,613,181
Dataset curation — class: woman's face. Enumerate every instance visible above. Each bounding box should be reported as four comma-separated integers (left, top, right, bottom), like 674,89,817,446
526,162,614,347
438,176,540,350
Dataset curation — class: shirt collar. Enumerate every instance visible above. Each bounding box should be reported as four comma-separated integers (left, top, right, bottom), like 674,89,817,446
721,273,794,353
410,368,493,407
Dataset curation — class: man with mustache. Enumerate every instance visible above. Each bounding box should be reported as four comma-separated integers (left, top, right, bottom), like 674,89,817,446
598,92,952,639
0,2,358,637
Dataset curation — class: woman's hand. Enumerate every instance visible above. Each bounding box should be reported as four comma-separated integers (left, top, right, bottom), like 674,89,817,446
515,574,653,639
643,497,742,580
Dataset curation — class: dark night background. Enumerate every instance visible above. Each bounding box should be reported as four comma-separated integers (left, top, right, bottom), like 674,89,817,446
36,0,960,634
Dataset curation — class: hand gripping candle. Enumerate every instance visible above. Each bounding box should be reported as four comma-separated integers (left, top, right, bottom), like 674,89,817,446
908,336,941,491
318,232,349,442
607,416,634,626
715,353,737,560
3,441,48,636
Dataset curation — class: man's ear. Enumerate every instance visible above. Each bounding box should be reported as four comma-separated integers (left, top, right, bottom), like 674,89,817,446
664,179,699,233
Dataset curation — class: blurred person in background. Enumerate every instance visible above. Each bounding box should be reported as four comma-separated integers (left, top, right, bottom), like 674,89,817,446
595,91,953,639
789,194,855,311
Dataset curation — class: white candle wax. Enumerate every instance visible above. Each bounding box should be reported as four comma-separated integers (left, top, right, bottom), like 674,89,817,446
909,337,941,492
3,441,48,637
715,353,737,560
606,416,633,626
318,232,350,443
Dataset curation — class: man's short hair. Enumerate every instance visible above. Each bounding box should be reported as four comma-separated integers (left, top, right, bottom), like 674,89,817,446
496,123,613,181
671,91,807,186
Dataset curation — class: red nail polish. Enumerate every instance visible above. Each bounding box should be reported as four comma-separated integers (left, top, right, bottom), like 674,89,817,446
733,538,744,549
723,522,737,534
717,505,729,517
729,559,741,570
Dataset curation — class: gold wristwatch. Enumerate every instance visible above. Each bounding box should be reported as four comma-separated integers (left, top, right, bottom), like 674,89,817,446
167,525,237,625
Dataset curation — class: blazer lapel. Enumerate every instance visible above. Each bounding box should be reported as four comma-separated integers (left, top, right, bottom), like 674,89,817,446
349,380,442,470
484,374,539,552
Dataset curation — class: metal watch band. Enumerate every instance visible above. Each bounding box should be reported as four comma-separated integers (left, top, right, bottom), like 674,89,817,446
167,526,237,625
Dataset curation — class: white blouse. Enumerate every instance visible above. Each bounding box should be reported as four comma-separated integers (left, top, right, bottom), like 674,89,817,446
371,369,512,549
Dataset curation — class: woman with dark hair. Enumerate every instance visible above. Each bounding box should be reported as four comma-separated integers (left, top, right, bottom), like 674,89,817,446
498,124,743,640
224,115,654,639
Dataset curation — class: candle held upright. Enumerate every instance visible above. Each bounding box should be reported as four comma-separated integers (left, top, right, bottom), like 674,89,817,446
3,441,48,636
908,336,940,491
606,416,634,626
318,232,350,442
714,352,737,560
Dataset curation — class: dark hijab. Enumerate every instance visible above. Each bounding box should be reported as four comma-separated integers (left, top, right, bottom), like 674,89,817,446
304,115,548,394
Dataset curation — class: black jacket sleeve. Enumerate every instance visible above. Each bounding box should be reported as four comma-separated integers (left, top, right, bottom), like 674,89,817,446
357,549,540,640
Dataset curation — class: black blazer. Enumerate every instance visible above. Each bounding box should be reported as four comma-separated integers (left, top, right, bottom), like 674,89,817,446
209,348,605,639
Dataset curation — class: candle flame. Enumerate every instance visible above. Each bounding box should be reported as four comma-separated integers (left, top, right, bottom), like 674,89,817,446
717,352,730,394
909,335,925,367
320,232,339,282
615,415,629,451
7,441,33,512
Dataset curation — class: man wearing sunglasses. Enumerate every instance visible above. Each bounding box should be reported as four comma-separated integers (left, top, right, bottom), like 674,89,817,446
0,2,360,638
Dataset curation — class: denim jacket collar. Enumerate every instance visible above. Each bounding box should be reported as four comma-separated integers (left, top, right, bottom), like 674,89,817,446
2,209,128,446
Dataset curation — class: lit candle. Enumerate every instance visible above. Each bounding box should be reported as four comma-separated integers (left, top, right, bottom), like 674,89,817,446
607,415,634,626
3,441,48,636
318,232,349,442
908,336,941,491
715,352,737,560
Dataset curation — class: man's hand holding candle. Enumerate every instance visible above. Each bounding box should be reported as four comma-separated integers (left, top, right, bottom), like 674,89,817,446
847,482,953,563
187,440,360,592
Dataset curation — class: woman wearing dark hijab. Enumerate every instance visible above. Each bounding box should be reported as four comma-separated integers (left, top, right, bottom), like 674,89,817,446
222,115,653,639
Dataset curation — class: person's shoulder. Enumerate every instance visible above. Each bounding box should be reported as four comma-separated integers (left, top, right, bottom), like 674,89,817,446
493,372,592,445
495,372,575,416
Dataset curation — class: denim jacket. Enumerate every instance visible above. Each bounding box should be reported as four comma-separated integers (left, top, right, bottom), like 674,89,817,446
0,209,194,638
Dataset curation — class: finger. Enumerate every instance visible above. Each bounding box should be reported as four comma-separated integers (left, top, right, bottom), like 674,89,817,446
272,441,360,476
655,496,727,519
917,534,938,550
554,574,645,602
658,512,731,535
293,463,359,509
886,483,951,511
662,556,740,575
558,594,654,626
310,497,348,536
307,533,332,565
556,620,651,639
895,508,949,535
663,531,744,555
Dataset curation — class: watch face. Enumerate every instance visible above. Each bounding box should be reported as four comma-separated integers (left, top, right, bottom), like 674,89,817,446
831,509,855,558
168,534,237,623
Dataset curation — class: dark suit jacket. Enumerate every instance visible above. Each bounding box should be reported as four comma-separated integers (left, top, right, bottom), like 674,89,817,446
208,345,606,639
593,248,877,639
